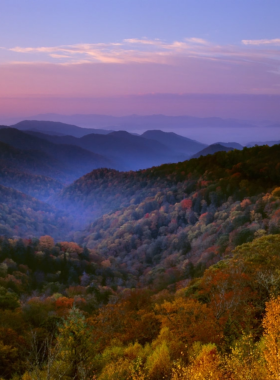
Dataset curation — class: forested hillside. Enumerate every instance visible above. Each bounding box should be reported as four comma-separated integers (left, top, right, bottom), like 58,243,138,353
51,145,280,288
55,143,280,221
2,235,280,378
0,184,73,240
0,143,280,379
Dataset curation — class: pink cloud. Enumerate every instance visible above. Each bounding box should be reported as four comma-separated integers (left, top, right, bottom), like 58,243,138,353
0,37,280,118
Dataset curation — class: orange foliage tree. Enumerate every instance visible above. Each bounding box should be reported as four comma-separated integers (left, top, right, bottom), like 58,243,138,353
156,297,223,346
263,296,280,379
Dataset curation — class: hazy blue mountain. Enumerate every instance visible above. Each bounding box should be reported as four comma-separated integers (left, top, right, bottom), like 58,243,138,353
216,142,243,150
0,128,114,182
0,140,62,178
11,120,114,137
141,130,207,156
24,130,186,171
191,143,233,158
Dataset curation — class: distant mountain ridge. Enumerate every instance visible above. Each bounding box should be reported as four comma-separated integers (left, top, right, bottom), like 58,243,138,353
11,120,114,137
191,143,233,158
216,142,243,150
23,128,196,170
7,113,261,131
141,130,206,156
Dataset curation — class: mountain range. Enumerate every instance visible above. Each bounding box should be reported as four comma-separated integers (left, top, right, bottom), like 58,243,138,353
0,127,113,183
5,113,274,130
11,120,114,137
1,117,280,380
3,120,279,196
1,119,280,237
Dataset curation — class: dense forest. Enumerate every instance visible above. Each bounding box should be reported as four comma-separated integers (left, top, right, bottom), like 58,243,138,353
1,135,280,379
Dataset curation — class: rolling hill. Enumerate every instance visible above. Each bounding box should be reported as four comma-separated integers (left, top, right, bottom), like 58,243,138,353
48,144,280,287
141,130,206,156
53,143,280,229
24,130,186,170
0,128,114,182
191,143,233,158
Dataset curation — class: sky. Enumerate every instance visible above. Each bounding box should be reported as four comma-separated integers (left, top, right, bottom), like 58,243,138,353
0,0,280,121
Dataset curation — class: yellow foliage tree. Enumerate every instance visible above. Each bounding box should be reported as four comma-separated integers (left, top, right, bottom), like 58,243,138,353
224,334,266,380
145,341,171,380
263,296,280,379
171,343,223,380
55,306,95,379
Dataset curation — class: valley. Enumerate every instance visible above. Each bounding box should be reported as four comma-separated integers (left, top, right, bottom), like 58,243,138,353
0,120,280,379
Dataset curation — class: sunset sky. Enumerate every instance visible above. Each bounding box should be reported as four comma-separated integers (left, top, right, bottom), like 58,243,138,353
1,0,280,120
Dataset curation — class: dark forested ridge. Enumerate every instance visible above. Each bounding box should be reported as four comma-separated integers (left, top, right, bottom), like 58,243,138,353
0,128,114,182
1,138,280,379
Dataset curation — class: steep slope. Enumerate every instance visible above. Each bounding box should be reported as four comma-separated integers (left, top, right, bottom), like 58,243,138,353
11,120,113,137
0,128,114,182
191,143,233,158
142,130,207,156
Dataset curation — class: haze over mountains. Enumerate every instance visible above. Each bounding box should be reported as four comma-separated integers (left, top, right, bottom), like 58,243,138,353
0,118,278,227
5,113,278,131
0,118,251,230
1,119,280,181
1,113,278,144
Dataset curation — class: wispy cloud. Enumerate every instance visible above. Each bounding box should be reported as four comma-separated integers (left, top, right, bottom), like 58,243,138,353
185,38,209,45
242,38,280,46
3,37,280,68
1,37,280,98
